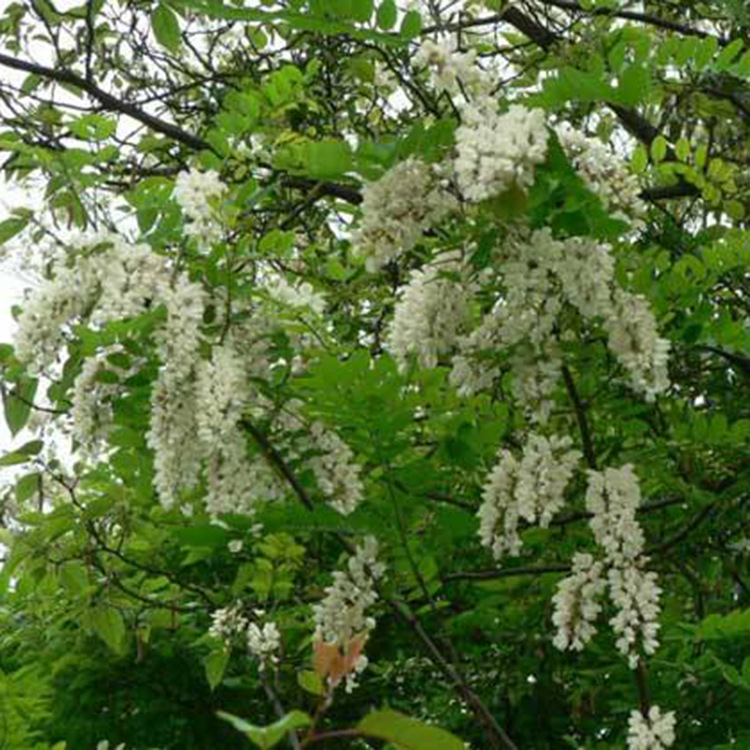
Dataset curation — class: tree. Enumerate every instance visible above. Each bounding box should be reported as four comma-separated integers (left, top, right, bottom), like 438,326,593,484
0,0,749,747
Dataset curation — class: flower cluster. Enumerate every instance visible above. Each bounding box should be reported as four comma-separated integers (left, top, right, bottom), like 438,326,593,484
388,251,472,370
14,233,166,374
585,465,645,565
173,168,226,247
307,422,365,515
454,103,548,202
210,604,281,670
147,276,207,509
247,619,282,671
551,552,607,651
312,536,385,692
414,38,482,94
450,229,670,413
265,275,326,315
553,466,663,668
557,123,646,226
627,706,677,749
209,603,249,643
353,158,457,272
478,434,581,559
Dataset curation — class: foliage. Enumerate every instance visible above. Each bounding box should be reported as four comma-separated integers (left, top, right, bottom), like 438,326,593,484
0,1,749,749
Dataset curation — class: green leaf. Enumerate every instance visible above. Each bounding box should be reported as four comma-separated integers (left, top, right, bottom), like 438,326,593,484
304,140,353,179
675,137,691,161
152,3,181,53
59,561,88,595
171,524,230,547
297,669,325,696
204,648,230,691
15,471,41,502
2,377,38,436
357,709,465,749
351,0,374,22
400,10,422,38
218,710,311,749
714,38,744,72
88,606,127,655
651,135,668,163
631,144,648,173
376,0,397,29
0,216,30,246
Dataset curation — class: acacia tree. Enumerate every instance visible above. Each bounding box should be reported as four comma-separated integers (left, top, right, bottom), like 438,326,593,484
0,0,749,747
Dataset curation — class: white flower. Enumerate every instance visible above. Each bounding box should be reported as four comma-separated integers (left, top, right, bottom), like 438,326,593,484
604,290,671,401
209,603,248,644
173,168,226,247
552,552,607,652
312,536,385,692
308,422,364,515
354,158,457,272
609,563,662,668
627,706,676,749
414,38,482,94
454,103,548,202
388,251,472,370
557,123,646,226
247,620,281,670
228,539,243,554
584,466,663,667
478,434,580,559
585,465,645,564
266,276,326,314
449,228,670,406
313,536,385,692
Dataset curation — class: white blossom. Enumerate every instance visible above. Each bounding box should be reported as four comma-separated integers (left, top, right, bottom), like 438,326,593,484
209,603,248,644
14,233,166,374
414,38,482,94
557,123,646,225
454,103,548,202
353,158,457,272
552,552,607,652
449,229,670,408
173,168,226,247
478,435,580,559
247,619,281,670
584,466,663,667
478,449,522,559
308,422,364,515
312,536,385,691
388,251,472,370
627,706,676,749
609,563,662,668
604,290,671,401
585,465,645,564
266,276,326,314
146,276,206,509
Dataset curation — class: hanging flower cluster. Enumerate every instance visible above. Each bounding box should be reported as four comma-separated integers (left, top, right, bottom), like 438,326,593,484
627,706,677,750
312,536,385,693
553,466,663,669
557,123,646,225
210,604,281,671
449,229,670,416
455,102,549,202
478,434,581,559
414,38,482,94
388,250,472,370
353,157,457,272
173,168,227,247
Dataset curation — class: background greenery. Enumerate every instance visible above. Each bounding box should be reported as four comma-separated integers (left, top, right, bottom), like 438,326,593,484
0,0,749,747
